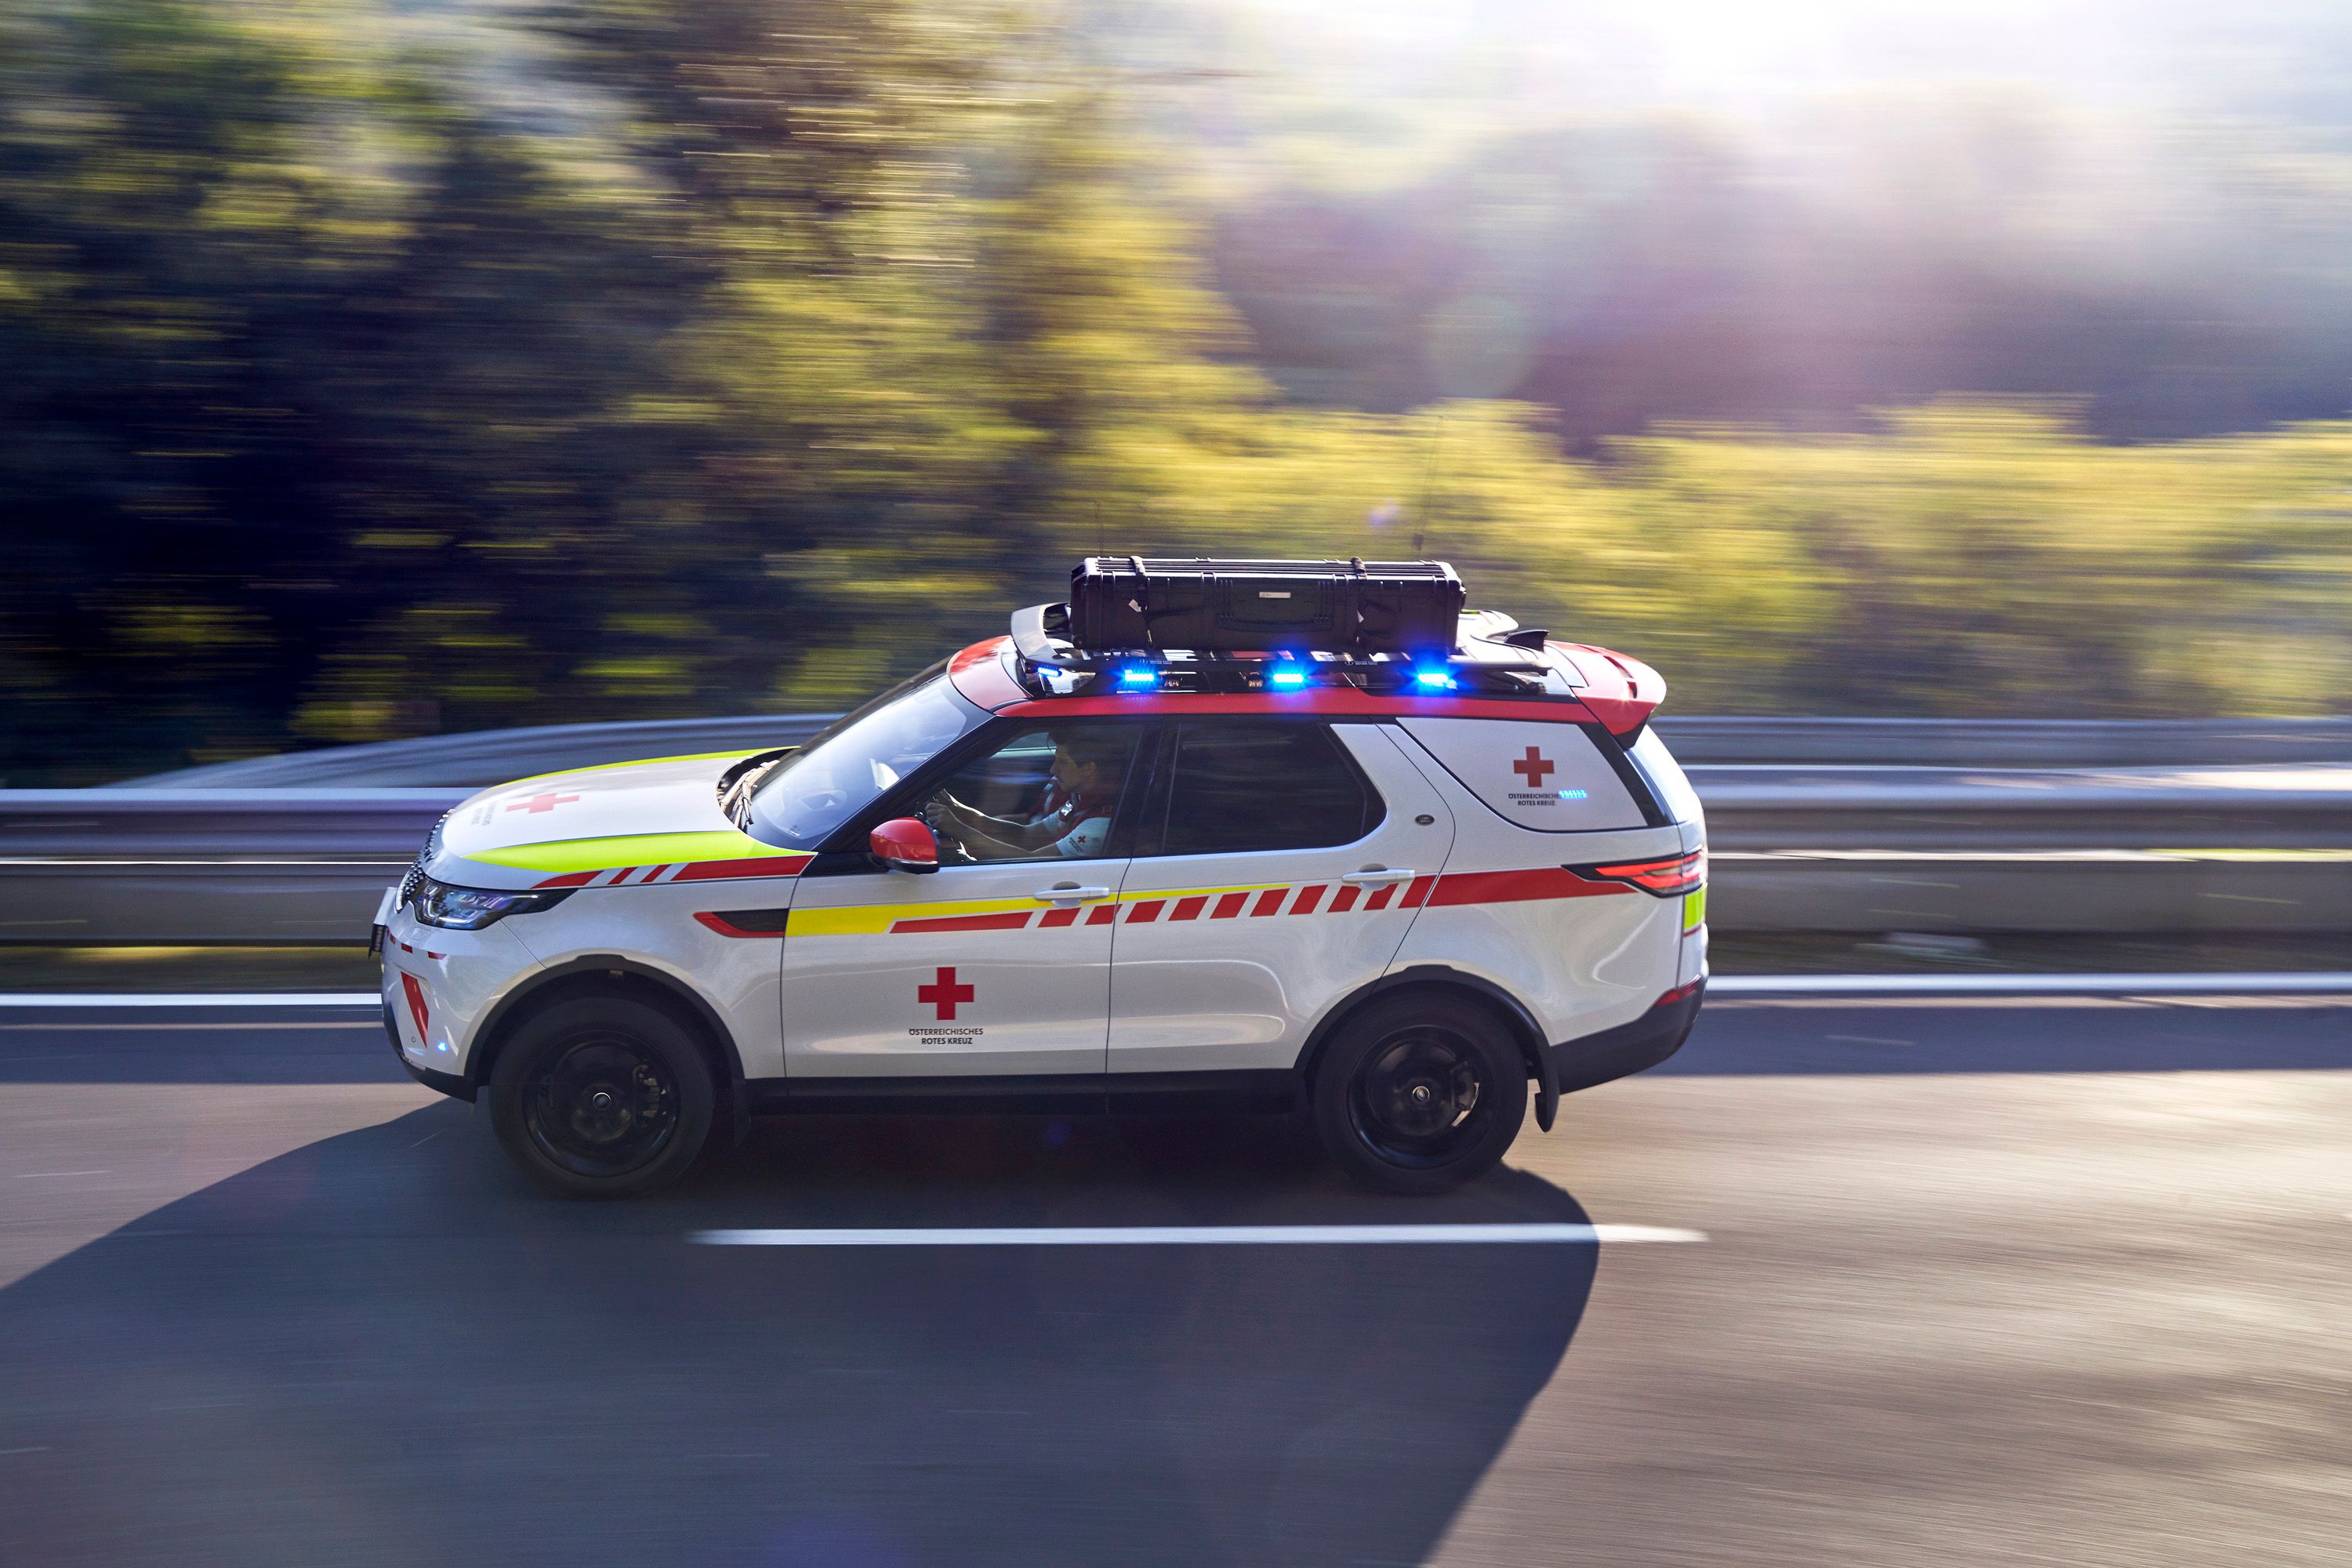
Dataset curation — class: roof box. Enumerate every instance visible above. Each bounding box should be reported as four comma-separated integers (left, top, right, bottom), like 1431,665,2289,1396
1067,557,1465,655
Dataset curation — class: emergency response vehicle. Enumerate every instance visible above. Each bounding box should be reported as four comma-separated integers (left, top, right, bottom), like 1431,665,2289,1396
376,559,1708,1198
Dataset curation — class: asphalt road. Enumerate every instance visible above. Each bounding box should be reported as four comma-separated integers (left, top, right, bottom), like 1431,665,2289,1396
1,996,2347,1566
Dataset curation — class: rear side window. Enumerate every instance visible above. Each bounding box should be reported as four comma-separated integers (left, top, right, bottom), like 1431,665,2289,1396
1158,721,1381,856
1628,727,1704,825
1396,717,1649,832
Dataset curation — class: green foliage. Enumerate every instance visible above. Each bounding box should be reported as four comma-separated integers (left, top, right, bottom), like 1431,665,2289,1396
0,1,2347,782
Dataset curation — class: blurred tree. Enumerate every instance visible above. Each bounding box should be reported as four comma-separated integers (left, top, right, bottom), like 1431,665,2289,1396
0,0,2347,785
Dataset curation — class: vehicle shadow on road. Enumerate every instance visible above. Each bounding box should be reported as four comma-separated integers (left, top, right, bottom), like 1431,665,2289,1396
0,1101,1600,1568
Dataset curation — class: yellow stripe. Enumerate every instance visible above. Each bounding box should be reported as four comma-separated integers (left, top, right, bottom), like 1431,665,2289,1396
783,877,1297,938
1113,879,1289,905
786,895,1040,938
471,829,800,875
1682,887,1707,930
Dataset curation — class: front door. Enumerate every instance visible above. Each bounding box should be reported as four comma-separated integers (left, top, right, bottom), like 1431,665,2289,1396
780,720,1146,1080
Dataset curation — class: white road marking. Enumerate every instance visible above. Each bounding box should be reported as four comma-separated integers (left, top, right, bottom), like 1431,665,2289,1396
1711,972,2352,996
13,1171,107,1179
0,1021,383,1031
0,993,380,1008
692,1224,1706,1247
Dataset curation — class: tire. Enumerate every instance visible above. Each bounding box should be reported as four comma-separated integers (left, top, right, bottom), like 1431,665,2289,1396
487,995,717,1200
1310,993,1528,1196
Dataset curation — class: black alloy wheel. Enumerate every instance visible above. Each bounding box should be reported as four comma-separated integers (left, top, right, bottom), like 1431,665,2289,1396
488,996,717,1199
1348,1025,1492,1167
523,1033,682,1179
1312,993,1527,1195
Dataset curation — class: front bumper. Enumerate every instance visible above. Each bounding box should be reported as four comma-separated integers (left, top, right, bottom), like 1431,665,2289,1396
1550,980,1704,1093
386,994,472,1102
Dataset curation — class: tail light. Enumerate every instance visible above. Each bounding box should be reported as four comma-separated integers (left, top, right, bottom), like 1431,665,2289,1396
1570,848,1704,897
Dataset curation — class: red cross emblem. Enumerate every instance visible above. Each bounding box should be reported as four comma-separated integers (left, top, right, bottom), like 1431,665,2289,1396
917,966,975,1021
506,792,579,815
1512,747,1555,787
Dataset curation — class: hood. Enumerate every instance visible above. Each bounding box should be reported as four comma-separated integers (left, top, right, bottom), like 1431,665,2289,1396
428,750,812,891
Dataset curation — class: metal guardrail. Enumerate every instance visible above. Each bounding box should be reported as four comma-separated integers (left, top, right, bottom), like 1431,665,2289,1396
7,764,2350,942
120,714,2352,787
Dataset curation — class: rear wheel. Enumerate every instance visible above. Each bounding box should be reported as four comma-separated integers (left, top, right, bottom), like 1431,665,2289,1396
1311,994,1526,1195
487,996,715,1199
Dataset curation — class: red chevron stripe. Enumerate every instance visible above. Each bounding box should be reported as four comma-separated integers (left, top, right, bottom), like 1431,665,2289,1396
1171,895,1208,920
1290,884,1326,914
1039,906,1080,927
1329,884,1360,913
1125,899,1165,924
1210,892,1249,920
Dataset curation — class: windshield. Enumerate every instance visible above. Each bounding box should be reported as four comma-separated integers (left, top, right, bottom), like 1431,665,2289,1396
743,670,986,849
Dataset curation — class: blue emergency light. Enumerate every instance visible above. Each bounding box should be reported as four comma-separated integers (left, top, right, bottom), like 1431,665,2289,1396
1116,665,1160,690
1268,664,1309,690
1412,666,1457,691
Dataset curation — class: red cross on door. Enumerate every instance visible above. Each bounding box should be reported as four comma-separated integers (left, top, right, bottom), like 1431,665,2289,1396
1512,746,1555,787
507,792,579,815
917,966,975,1021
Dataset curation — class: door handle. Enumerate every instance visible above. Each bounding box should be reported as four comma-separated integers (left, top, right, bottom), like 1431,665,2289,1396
1341,868,1417,886
1033,884,1112,902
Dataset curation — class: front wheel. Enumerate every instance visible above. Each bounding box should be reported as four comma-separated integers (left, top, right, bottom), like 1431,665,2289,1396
1311,994,1527,1196
487,996,716,1199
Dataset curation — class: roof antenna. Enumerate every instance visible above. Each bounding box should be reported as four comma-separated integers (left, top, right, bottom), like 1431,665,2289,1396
1412,408,1447,559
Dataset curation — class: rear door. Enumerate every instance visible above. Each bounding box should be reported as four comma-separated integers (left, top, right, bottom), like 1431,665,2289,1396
780,719,1149,1080
1106,719,1455,1078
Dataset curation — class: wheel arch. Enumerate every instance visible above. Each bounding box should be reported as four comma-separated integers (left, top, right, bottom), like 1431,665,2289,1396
1292,964,1559,1129
465,955,747,1117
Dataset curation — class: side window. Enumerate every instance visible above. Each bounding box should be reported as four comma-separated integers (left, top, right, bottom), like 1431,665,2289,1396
1395,717,1649,832
1158,721,1381,857
912,723,1141,865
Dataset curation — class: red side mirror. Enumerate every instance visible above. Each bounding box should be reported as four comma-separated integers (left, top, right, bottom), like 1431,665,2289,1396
869,816,939,873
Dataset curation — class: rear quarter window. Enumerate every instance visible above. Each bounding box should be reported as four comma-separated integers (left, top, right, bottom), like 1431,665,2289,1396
1628,727,1704,825
1396,717,1650,832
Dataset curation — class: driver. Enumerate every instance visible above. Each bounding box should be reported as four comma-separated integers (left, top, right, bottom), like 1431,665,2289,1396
928,731,1127,862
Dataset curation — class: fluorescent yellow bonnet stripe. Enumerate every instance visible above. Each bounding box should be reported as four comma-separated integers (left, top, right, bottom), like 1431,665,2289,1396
470,829,801,874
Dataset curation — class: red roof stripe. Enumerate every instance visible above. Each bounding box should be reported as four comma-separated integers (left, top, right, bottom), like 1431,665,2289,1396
994,690,1603,724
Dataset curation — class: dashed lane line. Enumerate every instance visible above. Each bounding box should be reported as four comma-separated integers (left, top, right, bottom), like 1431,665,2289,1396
692,1224,1706,1247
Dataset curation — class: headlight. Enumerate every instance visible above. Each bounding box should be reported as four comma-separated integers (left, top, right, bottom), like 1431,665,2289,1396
411,877,573,930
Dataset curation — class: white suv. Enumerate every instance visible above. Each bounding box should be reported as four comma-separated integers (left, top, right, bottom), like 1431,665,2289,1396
376,583,1706,1197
